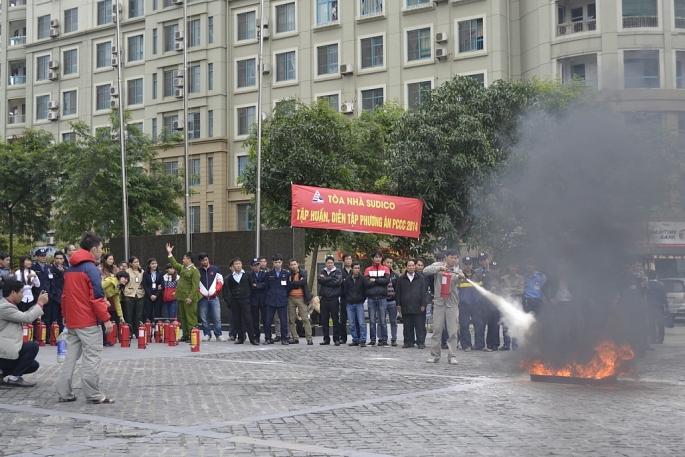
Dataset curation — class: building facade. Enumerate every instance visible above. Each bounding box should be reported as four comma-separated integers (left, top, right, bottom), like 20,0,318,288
1,0,684,232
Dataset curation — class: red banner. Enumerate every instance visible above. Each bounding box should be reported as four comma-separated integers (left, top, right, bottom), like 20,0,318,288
291,185,423,238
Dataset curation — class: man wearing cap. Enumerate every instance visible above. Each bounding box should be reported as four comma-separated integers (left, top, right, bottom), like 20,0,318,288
264,254,290,345
32,249,52,309
457,256,485,352
249,258,268,343
477,253,499,352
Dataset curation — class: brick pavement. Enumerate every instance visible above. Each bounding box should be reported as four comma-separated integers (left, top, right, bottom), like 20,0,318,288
1,323,685,456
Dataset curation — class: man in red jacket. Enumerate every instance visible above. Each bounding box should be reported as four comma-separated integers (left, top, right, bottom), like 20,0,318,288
56,232,114,404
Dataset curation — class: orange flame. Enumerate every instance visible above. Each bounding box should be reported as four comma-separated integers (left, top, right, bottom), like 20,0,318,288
520,340,635,379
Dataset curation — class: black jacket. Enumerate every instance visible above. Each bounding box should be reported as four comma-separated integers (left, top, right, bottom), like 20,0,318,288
49,262,67,304
288,268,313,304
31,261,51,299
142,270,164,307
318,268,342,299
224,270,252,304
340,267,352,305
344,273,368,304
250,269,268,307
364,264,390,299
396,273,427,314
387,270,399,301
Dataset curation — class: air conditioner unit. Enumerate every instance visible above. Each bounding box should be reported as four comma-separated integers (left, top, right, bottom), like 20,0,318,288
111,57,119,67
173,69,184,78
47,101,59,110
173,0,183,5
174,88,184,98
341,102,354,114
175,30,184,41
111,45,119,55
173,77,184,87
256,17,269,28
174,41,184,51
435,32,448,43
340,64,353,75
261,28,270,40
435,48,448,59
46,236,55,245
50,19,59,28
48,60,59,70
110,100,119,109
49,28,60,38
110,86,119,97
47,112,59,121
48,71,59,81
262,62,271,74
173,119,184,130
112,2,122,13
112,13,118,23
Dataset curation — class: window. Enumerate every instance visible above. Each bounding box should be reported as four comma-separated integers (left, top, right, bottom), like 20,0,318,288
36,95,49,120
37,15,50,40
189,206,200,233
63,49,78,75
318,94,339,111
361,36,384,68
407,81,431,110
317,0,338,25
405,0,429,8
163,0,174,7
237,156,249,183
408,28,431,61
276,2,296,33
64,8,78,33
361,88,384,112
127,122,143,140
152,118,158,139
96,42,112,68
63,90,77,116
622,0,658,27
129,0,144,18
190,157,200,184
237,11,256,41
458,18,484,53
153,29,158,54
624,50,660,88
128,35,144,62
676,0,685,28
152,73,158,99
163,113,178,134
62,132,75,142
237,58,256,88
163,70,174,97
164,24,178,52
361,0,383,16
208,63,214,90
237,204,254,230
237,106,256,136
208,111,214,137
153,0,157,10
317,44,338,75
188,112,200,140
276,51,296,82
97,0,112,26
209,17,214,43
127,78,143,105
96,84,111,110
188,19,200,47
189,65,200,93
208,205,214,232
466,73,485,86
165,161,178,175
36,56,49,81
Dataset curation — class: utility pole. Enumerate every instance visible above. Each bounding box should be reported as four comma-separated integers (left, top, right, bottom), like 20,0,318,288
113,1,129,261
255,0,266,258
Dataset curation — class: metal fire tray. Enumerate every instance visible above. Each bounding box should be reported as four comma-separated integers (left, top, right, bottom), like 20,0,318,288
530,374,617,386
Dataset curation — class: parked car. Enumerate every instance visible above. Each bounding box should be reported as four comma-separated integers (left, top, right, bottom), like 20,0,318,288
660,278,685,318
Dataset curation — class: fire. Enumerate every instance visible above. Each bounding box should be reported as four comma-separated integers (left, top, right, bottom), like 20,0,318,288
520,340,635,379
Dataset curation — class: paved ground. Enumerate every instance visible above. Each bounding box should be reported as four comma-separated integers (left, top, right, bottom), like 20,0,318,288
2,322,685,457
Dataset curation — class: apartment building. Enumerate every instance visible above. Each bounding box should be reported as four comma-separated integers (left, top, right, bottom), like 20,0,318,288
1,0,685,233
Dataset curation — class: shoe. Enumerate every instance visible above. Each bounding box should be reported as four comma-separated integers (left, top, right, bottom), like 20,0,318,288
250,341,260,346
288,338,299,344
500,346,510,351
391,341,397,347
6,377,36,387
307,340,313,345
264,339,274,345
482,348,493,352
217,336,227,342
402,344,412,348
334,341,340,346
274,336,281,342
103,341,114,347
180,337,190,343
320,341,330,345
449,357,458,365
426,357,440,363
202,336,210,342
229,336,236,341
464,347,472,352
349,342,359,346
441,344,448,350
235,339,244,344
417,344,425,349
381,342,390,348
491,346,498,352
360,342,366,347
368,341,376,346
281,340,289,345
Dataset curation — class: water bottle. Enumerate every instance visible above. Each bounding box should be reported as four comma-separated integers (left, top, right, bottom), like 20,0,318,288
57,327,68,364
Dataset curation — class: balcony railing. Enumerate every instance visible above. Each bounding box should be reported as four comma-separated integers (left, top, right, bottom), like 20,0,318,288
8,114,26,124
8,75,26,85
9,36,26,46
9,0,27,6
622,15,658,28
556,19,597,36
624,75,660,89
677,76,685,89
563,78,598,89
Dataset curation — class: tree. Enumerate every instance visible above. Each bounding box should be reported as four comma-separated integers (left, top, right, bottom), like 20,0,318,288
55,110,186,241
0,129,61,259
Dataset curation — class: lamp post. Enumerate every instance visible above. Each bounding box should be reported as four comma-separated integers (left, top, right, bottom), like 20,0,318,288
255,0,265,258
114,1,129,261
181,0,191,252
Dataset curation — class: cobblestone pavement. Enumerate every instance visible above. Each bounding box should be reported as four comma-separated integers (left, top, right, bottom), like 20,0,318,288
2,323,685,456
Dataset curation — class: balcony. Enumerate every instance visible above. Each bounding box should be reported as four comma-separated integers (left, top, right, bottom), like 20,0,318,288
624,75,660,89
558,54,599,89
8,75,26,86
8,113,25,124
556,19,596,36
9,36,26,46
622,15,658,28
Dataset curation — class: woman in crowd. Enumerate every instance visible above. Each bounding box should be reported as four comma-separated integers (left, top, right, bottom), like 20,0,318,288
99,253,118,279
142,258,163,322
102,270,129,346
123,256,145,335
162,263,179,319
15,255,40,312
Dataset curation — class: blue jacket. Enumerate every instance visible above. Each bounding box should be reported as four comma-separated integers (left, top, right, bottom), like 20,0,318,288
250,269,268,307
49,262,67,304
266,268,290,308
31,261,51,300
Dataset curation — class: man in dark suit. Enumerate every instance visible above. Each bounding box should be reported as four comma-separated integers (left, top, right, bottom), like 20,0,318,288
647,270,668,344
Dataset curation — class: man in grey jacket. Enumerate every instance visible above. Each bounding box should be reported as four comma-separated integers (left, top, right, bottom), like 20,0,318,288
423,249,463,365
0,277,49,387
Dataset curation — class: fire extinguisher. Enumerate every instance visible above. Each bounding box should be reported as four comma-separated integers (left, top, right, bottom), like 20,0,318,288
22,324,30,343
120,324,131,347
163,322,171,344
154,321,161,343
36,320,47,347
190,326,201,352
50,322,59,346
107,321,118,345
138,323,146,349
145,321,152,344
174,320,181,346
28,322,34,341
440,272,453,299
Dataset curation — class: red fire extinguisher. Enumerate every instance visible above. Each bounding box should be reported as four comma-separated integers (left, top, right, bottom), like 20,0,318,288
22,323,30,343
50,322,59,346
28,323,34,341
36,320,47,347
145,321,152,344
107,321,118,345
164,322,171,345
190,326,201,352
138,324,146,349
440,272,453,299
174,320,181,346
154,321,161,343
120,324,131,347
